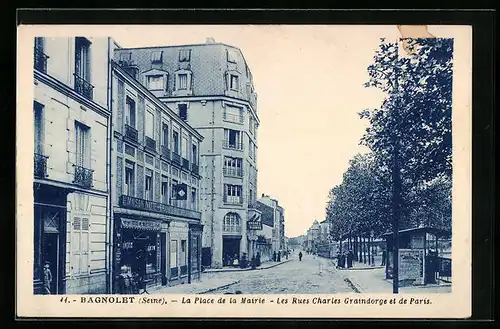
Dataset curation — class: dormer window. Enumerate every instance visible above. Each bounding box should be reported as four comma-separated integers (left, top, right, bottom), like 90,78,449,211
151,51,163,64
178,74,188,90
119,52,132,65
173,70,193,96
179,49,191,62
227,49,238,63
230,74,239,91
147,75,164,90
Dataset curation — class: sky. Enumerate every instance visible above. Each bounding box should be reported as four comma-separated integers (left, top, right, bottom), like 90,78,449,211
108,25,405,238
56,24,460,238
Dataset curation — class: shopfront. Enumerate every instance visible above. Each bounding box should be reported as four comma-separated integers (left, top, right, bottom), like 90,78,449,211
114,217,164,291
33,183,69,295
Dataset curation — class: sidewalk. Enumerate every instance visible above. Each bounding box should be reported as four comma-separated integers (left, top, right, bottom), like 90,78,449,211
342,265,452,293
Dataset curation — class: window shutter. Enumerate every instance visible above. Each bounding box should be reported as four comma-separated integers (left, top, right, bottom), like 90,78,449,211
81,218,90,274
71,217,81,275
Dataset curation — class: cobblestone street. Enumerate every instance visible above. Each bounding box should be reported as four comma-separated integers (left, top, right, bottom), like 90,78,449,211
207,253,353,294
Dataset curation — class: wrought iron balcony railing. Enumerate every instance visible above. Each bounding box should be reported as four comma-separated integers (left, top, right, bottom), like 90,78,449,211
182,158,190,171
223,166,243,177
223,112,243,124
34,47,49,73
223,224,242,234
124,124,138,142
172,151,181,166
34,153,48,178
74,73,94,100
223,140,244,151
191,163,199,175
73,165,94,188
161,145,170,160
145,136,156,152
223,195,243,205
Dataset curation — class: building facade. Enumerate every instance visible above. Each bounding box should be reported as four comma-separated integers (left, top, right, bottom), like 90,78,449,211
110,54,204,291
113,38,260,268
257,194,286,255
306,220,321,253
33,36,112,294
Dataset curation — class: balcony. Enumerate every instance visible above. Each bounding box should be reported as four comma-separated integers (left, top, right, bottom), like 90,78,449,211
73,165,94,188
74,74,94,100
223,195,243,205
191,163,199,175
172,151,181,166
34,153,48,178
223,112,243,124
145,136,156,152
34,47,48,73
124,124,138,143
223,166,243,178
182,158,190,171
119,195,202,220
223,140,244,151
161,145,170,160
223,223,242,234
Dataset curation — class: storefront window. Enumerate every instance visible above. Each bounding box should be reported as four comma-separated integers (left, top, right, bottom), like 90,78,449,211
180,240,187,266
170,240,178,268
120,229,158,279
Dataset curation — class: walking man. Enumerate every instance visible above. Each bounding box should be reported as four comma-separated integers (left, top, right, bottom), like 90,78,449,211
43,261,52,295
298,251,303,261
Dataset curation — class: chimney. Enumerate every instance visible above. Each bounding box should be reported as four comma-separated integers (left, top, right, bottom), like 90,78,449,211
206,37,216,44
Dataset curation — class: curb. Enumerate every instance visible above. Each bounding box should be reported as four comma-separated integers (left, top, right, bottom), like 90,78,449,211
203,259,292,273
338,266,385,271
343,277,362,293
200,280,241,294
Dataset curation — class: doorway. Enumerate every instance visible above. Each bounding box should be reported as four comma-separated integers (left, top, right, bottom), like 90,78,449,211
42,232,59,294
222,237,241,266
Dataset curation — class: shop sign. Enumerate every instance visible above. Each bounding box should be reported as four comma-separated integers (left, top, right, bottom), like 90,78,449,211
398,249,425,284
247,219,262,231
120,195,201,220
121,218,162,232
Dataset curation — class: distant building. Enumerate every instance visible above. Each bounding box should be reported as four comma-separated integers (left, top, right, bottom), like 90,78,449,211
306,220,321,253
114,39,260,269
257,194,285,255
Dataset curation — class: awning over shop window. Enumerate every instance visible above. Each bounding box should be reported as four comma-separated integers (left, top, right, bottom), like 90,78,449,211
121,218,162,232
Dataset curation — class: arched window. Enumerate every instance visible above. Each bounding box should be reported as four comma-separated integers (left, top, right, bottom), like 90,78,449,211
223,213,241,234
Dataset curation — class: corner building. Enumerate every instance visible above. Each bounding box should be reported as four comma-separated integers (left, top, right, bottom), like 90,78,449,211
110,44,204,291
115,38,260,268
33,37,112,294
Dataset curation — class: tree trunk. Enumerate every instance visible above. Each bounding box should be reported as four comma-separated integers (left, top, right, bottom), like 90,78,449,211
363,236,367,263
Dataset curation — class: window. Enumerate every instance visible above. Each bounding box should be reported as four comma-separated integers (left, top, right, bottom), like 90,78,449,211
180,240,187,266
227,49,238,63
192,143,198,165
145,110,154,138
170,240,178,269
171,179,178,206
178,74,188,90
125,97,136,128
249,188,254,205
125,161,135,196
145,236,157,274
34,38,47,72
162,123,169,146
224,105,242,123
161,178,168,204
223,213,241,233
147,75,164,90
179,49,191,62
223,129,242,150
75,37,91,81
191,188,197,210
249,140,254,159
71,217,90,275
75,122,90,168
178,104,187,121
145,169,153,201
172,131,179,154
230,74,239,90
151,51,163,63
34,101,44,155
224,156,242,177
224,184,243,204
181,136,188,159
119,52,132,63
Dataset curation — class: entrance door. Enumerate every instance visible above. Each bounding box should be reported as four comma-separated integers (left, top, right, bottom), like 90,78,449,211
222,238,241,266
42,233,59,294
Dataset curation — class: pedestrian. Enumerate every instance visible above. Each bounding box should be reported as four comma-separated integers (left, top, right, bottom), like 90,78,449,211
277,251,281,262
381,249,386,266
285,251,289,260
43,261,52,295
117,265,134,294
347,250,353,268
256,252,261,267
298,251,303,261
273,251,277,262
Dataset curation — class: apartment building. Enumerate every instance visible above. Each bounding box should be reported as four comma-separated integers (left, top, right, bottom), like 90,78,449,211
113,38,260,268
33,37,112,294
110,53,204,290
257,194,286,255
